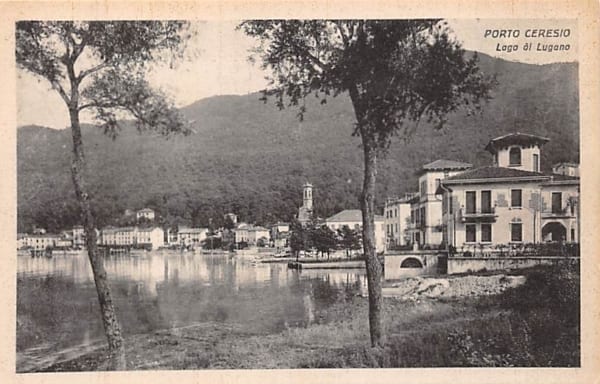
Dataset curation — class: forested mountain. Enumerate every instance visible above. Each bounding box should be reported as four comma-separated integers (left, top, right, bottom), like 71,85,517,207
17,53,579,233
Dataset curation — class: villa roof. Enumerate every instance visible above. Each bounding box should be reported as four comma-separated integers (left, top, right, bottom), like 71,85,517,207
326,209,384,223
442,166,550,184
484,132,550,154
178,227,207,233
249,226,268,232
417,159,472,175
542,172,580,185
138,208,154,213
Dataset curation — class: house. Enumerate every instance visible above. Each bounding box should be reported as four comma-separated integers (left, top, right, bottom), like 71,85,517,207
248,226,270,246
224,213,238,225
99,226,137,246
438,133,579,250
270,222,290,248
136,227,165,250
177,226,208,247
552,162,579,177
384,193,416,248
72,225,85,248
407,159,473,249
325,209,386,253
136,208,155,222
233,223,250,244
20,233,61,250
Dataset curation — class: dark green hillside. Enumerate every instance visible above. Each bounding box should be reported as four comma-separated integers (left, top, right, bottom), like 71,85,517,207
17,53,579,233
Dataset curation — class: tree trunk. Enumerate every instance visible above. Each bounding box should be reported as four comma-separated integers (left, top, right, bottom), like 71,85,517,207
69,107,126,370
360,137,384,348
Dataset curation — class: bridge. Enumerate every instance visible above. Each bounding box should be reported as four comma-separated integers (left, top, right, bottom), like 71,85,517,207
384,250,445,280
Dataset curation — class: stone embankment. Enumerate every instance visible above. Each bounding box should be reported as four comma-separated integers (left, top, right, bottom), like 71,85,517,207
383,274,526,300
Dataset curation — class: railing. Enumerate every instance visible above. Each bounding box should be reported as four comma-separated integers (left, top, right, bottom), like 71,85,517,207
458,207,497,222
449,242,580,258
541,207,576,218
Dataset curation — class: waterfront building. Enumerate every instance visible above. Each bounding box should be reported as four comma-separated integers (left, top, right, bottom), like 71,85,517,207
407,159,472,249
99,226,165,249
72,225,85,248
233,223,250,244
136,227,165,250
136,208,155,222
20,233,61,250
248,226,270,246
438,133,580,249
17,233,26,249
270,222,290,249
325,209,386,253
177,226,208,247
384,193,416,248
297,182,314,225
100,226,137,246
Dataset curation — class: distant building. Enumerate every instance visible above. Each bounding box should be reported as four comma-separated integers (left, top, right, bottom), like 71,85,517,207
124,209,135,217
136,227,165,250
100,226,137,246
325,209,386,253
298,182,314,225
233,223,250,244
71,225,85,247
99,226,165,250
270,222,290,248
136,208,155,221
552,162,579,177
438,133,580,248
20,233,61,250
177,226,208,247
384,193,416,247
224,213,238,225
248,226,270,246
408,159,472,248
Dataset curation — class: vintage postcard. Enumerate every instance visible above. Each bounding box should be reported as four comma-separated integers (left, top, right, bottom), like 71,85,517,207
0,1,598,383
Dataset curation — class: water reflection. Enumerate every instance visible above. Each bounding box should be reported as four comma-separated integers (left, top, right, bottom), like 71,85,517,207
17,251,367,353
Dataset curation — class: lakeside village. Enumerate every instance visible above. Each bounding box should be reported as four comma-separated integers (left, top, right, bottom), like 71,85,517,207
17,132,580,277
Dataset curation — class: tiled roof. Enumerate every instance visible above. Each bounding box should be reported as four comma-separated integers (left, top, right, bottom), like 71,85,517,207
485,132,550,154
179,227,207,233
542,173,580,184
249,226,268,231
442,166,549,183
326,209,384,222
420,159,472,173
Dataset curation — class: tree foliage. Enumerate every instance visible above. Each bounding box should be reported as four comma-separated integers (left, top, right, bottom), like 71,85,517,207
338,225,362,257
16,21,190,137
240,20,495,146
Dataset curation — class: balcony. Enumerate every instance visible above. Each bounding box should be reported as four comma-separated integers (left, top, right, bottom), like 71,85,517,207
541,207,575,219
458,207,497,223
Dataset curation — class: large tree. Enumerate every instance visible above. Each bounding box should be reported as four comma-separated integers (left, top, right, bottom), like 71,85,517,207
241,19,495,347
16,21,191,369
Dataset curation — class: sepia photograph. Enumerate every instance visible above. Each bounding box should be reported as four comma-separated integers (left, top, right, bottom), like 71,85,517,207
2,1,599,383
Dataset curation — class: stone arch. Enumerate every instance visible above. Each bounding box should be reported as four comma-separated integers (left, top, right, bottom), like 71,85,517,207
542,222,567,242
400,257,423,268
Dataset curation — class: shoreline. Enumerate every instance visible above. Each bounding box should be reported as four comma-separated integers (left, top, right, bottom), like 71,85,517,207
18,265,580,372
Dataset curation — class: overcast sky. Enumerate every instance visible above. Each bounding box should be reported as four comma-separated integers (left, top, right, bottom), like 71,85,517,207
17,19,577,129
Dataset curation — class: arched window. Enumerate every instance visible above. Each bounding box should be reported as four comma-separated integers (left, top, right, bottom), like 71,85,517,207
509,147,521,166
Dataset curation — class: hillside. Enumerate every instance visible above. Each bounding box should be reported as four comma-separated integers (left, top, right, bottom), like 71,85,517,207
17,53,579,232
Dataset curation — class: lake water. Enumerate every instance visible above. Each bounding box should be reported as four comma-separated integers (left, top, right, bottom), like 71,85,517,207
17,250,368,355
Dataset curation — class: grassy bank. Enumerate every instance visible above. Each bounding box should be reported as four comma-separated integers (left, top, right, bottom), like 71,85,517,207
32,263,579,371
